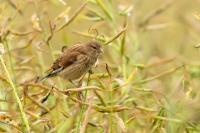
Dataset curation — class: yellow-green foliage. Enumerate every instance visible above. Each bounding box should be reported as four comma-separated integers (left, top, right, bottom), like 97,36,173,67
0,0,200,132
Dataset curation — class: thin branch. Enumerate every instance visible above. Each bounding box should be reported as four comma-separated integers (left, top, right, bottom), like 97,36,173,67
80,97,93,133
26,94,50,113
104,27,127,45
72,30,106,42
56,1,88,32
9,30,34,36
132,65,183,85
0,56,30,132
7,0,23,15
139,0,172,27
0,75,10,85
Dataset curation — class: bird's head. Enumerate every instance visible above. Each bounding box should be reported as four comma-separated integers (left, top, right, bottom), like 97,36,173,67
84,41,103,56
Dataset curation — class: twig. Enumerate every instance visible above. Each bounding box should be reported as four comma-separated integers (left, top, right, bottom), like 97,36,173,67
194,43,200,48
93,90,106,106
104,27,127,45
20,83,53,91
0,56,30,132
26,92,50,113
95,0,113,20
72,31,106,42
56,1,88,32
114,65,183,90
105,63,112,78
0,75,10,85
145,57,175,68
23,85,50,113
40,86,53,103
45,21,56,45
4,33,37,54
56,86,106,93
153,116,182,123
125,116,135,125
120,17,127,56
69,96,131,113
132,65,183,86
9,30,34,36
7,0,23,15
80,97,93,133
0,121,22,133
139,0,172,27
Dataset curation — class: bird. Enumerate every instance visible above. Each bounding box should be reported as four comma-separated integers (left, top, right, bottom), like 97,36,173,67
40,41,103,84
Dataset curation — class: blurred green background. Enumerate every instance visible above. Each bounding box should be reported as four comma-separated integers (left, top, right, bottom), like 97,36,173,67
0,0,200,132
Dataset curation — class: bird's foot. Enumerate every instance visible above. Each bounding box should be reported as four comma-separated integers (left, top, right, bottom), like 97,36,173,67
77,91,84,101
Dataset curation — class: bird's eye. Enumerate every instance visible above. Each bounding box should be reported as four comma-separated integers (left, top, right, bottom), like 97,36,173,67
91,45,97,49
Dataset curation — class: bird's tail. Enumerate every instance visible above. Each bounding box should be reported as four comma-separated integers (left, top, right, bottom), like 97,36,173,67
38,75,49,82
37,67,64,82
34,75,49,83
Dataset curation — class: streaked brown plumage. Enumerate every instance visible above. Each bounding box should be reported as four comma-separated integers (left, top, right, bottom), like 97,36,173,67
40,41,102,81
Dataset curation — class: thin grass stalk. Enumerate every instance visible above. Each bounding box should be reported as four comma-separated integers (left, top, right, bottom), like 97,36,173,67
95,0,113,21
75,103,85,133
0,56,30,132
75,74,91,133
3,39,16,83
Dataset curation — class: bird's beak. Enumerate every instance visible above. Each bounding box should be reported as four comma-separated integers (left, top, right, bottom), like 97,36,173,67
100,48,103,53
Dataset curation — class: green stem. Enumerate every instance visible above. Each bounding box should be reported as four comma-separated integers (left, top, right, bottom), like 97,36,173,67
76,101,85,133
95,0,113,21
4,40,16,83
0,56,30,132
76,92,88,132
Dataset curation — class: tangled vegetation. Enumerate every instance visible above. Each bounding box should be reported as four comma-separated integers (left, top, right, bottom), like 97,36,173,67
0,0,200,132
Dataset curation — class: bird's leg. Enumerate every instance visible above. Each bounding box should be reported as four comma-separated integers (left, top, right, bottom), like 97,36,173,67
77,77,84,101
87,69,93,85
88,69,93,74
77,72,89,100
69,79,83,100
78,70,93,101
66,79,76,96
69,79,76,87
77,91,84,101
78,74,85,87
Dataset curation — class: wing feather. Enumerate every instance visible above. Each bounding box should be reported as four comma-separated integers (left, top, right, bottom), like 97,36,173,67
40,43,88,81
40,51,81,81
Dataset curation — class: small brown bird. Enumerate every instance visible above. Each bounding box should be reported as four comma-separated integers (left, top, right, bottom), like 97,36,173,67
40,41,103,83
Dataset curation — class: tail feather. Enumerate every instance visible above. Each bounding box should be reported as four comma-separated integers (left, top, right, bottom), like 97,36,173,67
38,67,64,82
39,75,49,82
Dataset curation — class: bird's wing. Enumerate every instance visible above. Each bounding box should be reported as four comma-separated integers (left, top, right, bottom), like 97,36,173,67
62,42,82,53
40,51,82,81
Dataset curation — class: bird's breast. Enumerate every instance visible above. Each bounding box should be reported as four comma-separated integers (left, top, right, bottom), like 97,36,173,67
58,56,97,80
